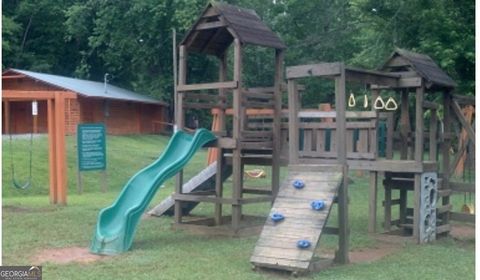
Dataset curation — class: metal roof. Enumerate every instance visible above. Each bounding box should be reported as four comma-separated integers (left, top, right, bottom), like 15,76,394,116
3,69,167,105
180,2,286,56
381,48,457,89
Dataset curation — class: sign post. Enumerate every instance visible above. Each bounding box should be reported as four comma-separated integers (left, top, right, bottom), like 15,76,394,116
77,123,107,193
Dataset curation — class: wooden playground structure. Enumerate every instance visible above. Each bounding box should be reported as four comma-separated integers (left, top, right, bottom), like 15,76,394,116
147,2,477,274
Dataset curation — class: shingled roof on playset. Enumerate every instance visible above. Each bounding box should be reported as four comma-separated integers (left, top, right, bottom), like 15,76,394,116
382,48,457,89
180,2,286,56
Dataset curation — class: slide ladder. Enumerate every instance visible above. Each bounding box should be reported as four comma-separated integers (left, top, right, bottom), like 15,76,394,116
90,129,216,255
251,164,343,273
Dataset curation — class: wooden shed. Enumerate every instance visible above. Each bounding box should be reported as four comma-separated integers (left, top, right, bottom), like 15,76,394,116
2,69,169,135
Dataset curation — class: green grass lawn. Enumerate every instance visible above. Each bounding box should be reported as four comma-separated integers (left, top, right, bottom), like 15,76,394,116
2,134,475,279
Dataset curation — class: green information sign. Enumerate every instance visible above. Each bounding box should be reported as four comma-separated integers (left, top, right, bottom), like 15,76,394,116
78,123,106,171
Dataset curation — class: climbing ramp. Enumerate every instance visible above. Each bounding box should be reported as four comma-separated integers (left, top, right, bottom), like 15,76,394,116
148,161,232,216
250,164,343,272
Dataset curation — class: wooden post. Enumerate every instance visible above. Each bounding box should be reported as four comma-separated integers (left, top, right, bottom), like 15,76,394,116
400,90,410,160
368,171,378,233
413,86,424,242
47,98,57,204
429,108,438,161
414,86,424,162
386,112,394,159
214,53,227,225
271,49,284,198
384,181,392,232
231,39,243,231
441,91,452,228
54,92,67,205
335,64,349,264
174,45,187,224
287,80,299,164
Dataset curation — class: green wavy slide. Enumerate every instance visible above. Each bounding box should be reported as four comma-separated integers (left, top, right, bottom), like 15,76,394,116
90,129,216,255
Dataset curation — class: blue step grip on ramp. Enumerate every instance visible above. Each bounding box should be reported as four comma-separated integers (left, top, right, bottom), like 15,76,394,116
270,212,285,222
311,200,325,211
292,179,305,189
297,240,311,249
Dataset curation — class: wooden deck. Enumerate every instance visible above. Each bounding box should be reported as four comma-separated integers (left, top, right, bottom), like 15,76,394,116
250,164,343,272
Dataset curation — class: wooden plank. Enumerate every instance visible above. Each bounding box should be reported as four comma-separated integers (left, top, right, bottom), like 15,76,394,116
436,204,452,214
452,94,475,106
450,212,475,223
298,122,375,129
298,110,377,119
286,62,341,79
177,81,238,91
449,182,475,193
184,102,226,109
436,224,452,234
195,21,226,30
184,93,226,101
3,90,76,100
251,256,310,271
451,99,475,144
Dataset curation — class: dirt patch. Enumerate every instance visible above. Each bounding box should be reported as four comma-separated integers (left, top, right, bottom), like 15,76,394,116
349,242,400,263
31,247,107,265
450,223,475,240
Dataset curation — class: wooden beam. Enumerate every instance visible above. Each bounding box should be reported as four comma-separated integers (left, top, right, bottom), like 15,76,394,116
214,53,227,225
272,49,284,198
231,38,243,231
3,90,77,100
451,100,475,144
47,99,57,204
287,80,299,163
335,63,349,265
286,63,341,79
345,67,399,87
54,92,67,205
174,45,187,224
368,171,378,233
452,94,475,106
196,21,226,30
177,81,238,92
